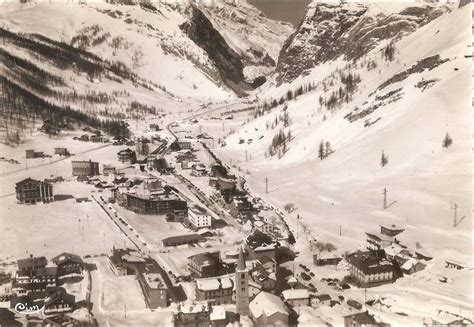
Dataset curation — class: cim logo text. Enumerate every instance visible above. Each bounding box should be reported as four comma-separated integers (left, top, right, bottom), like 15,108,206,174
14,302,44,314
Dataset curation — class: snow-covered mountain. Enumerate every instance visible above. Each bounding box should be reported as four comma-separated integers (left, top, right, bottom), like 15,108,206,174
276,1,452,85
0,0,292,100
218,2,471,266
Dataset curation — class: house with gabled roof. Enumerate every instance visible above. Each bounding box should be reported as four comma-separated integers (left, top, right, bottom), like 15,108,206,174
249,291,289,326
51,253,84,276
43,287,75,315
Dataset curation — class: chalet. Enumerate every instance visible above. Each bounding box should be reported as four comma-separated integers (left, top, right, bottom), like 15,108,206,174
344,311,378,327
191,164,207,177
346,251,395,288
174,301,210,327
250,266,276,291
43,288,75,315
209,176,236,191
401,259,426,275
210,305,226,326
162,234,205,247
313,253,342,266
54,148,69,156
15,178,54,204
281,289,310,308
117,148,137,164
195,276,233,305
79,134,89,142
51,253,83,276
135,262,168,308
17,256,47,273
258,256,276,272
230,196,257,219
383,243,406,261
13,266,57,296
71,160,99,177
366,231,395,250
254,220,274,235
188,252,223,278
245,230,278,260
380,224,405,237
249,291,289,326
311,294,332,307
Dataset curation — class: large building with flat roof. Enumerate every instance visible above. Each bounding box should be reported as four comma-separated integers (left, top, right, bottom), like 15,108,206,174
125,192,187,218
15,178,53,204
71,160,99,177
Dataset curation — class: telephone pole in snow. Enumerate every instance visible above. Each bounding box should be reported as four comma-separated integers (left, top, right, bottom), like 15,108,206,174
453,203,466,227
383,188,387,209
264,177,268,194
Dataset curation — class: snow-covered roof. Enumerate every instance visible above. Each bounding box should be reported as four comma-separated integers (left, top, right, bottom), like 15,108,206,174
401,258,418,270
177,302,209,314
282,289,309,301
196,278,220,291
249,291,288,319
196,276,233,291
383,244,404,257
210,306,226,321
145,273,166,289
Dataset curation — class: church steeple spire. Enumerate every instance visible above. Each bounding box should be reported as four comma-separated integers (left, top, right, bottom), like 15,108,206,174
235,246,249,316
237,246,246,271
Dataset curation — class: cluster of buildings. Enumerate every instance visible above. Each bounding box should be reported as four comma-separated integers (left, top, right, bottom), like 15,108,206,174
25,147,69,159
108,248,168,309
9,253,83,318
73,128,109,143
174,248,290,327
345,224,430,288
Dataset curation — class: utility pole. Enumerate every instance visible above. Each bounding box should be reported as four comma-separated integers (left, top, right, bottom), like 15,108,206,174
245,149,248,162
264,177,268,194
383,188,387,209
453,203,466,227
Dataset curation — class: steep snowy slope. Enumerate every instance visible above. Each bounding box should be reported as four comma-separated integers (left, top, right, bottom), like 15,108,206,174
0,0,291,99
194,0,293,80
272,1,452,88
1,1,232,100
218,3,471,269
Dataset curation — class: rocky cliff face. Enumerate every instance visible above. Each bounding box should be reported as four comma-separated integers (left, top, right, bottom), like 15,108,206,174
276,2,451,85
180,5,252,95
